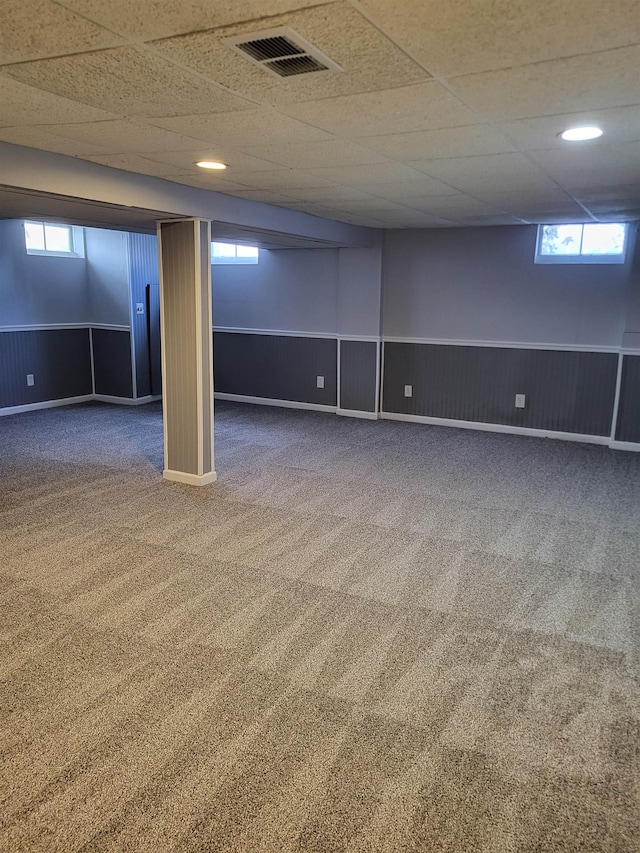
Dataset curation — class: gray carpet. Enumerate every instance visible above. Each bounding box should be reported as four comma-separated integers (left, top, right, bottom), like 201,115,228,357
1,400,639,852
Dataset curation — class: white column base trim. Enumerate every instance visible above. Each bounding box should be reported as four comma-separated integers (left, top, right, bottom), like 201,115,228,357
163,469,217,486
337,408,379,420
214,392,336,414
609,440,640,452
0,395,94,417
380,411,611,446
94,394,160,406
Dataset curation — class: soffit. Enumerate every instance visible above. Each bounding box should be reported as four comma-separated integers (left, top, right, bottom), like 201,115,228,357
0,0,638,227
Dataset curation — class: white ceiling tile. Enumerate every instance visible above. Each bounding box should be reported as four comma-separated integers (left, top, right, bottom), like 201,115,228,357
0,75,118,127
3,47,252,117
140,146,282,172
166,175,259,192
0,125,112,156
499,106,640,151
357,0,640,76
349,178,462,200
212,169,335,191
591,210,640,221
237,139,389,169
1,1,639,229
331,198,416,213
278,186,379,203
224,189,298,204
356,125,515,160
528,143,640,189
302,162,432,186
151,2,428,106
448,46,640,120
0,0,124,64
467,187,578,207
43,120,207,153
412,153,560,193
375,210,455,227
405,196,503,216
503,205,588,223
573,185,640,205
80,153,193,176
273,200,341,218
329,213,389,226
150,109,333,145
335,205,418,219
445,215,525,226
521,212,599,224
280,81,478,136
58,0,327,41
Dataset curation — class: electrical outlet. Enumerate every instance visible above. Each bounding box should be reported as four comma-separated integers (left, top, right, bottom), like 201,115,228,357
404,384,413,398
135,302,145,315
26,374,34,387
515,393,526,408
316,375,325,389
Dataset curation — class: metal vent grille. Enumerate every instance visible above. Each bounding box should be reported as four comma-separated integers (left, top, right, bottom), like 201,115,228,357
266,55,328,77
236,35,304,62
225,27,342,79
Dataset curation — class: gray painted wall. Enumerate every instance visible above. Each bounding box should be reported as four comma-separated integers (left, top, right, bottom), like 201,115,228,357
0,328,92,407
383,342,618,436
382,225,637,348
213,248,340,334
338,247,382,338
340,340,377,413
214,332,337,406
212,245,383,339
0,219,89,326
92,328,133,398
85,228,131,328
616,355,640,443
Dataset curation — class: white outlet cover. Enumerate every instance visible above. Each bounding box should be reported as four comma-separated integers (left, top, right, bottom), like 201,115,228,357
136,303,145,314
316,375,325,389
515,394,526,408
26,373,35,386
404,384,413,397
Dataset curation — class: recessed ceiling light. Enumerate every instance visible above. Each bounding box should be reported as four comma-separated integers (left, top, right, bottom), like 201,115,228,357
560,126,603,142
196,160,227,170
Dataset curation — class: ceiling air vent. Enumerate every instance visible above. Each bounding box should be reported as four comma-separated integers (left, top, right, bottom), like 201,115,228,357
225,27,342,78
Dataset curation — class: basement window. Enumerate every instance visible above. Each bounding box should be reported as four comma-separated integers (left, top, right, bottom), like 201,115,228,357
24,221,85,258
535,223,627,264
211,242,259,265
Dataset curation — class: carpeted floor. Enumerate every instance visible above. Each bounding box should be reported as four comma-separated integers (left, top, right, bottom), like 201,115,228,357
1,400,639,852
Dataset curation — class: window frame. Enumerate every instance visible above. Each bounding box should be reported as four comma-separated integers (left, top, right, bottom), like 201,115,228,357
24,220,85,258
534,222,628,265
211,241,259,265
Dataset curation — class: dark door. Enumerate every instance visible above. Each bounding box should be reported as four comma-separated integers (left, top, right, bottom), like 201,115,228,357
146,283,162,396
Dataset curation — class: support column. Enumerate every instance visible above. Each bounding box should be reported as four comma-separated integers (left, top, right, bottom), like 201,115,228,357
158,218,216,485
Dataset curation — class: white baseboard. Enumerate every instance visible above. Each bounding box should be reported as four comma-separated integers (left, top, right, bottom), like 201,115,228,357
94,394,158,406
0,395,94,417
609,440,640,452
130,394,162,404
163,469,217,486
337,408,379,420
214,392,337,414
380,411,611,446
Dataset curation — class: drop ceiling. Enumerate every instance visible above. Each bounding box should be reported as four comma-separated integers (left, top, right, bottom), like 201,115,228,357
1,0,639,228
